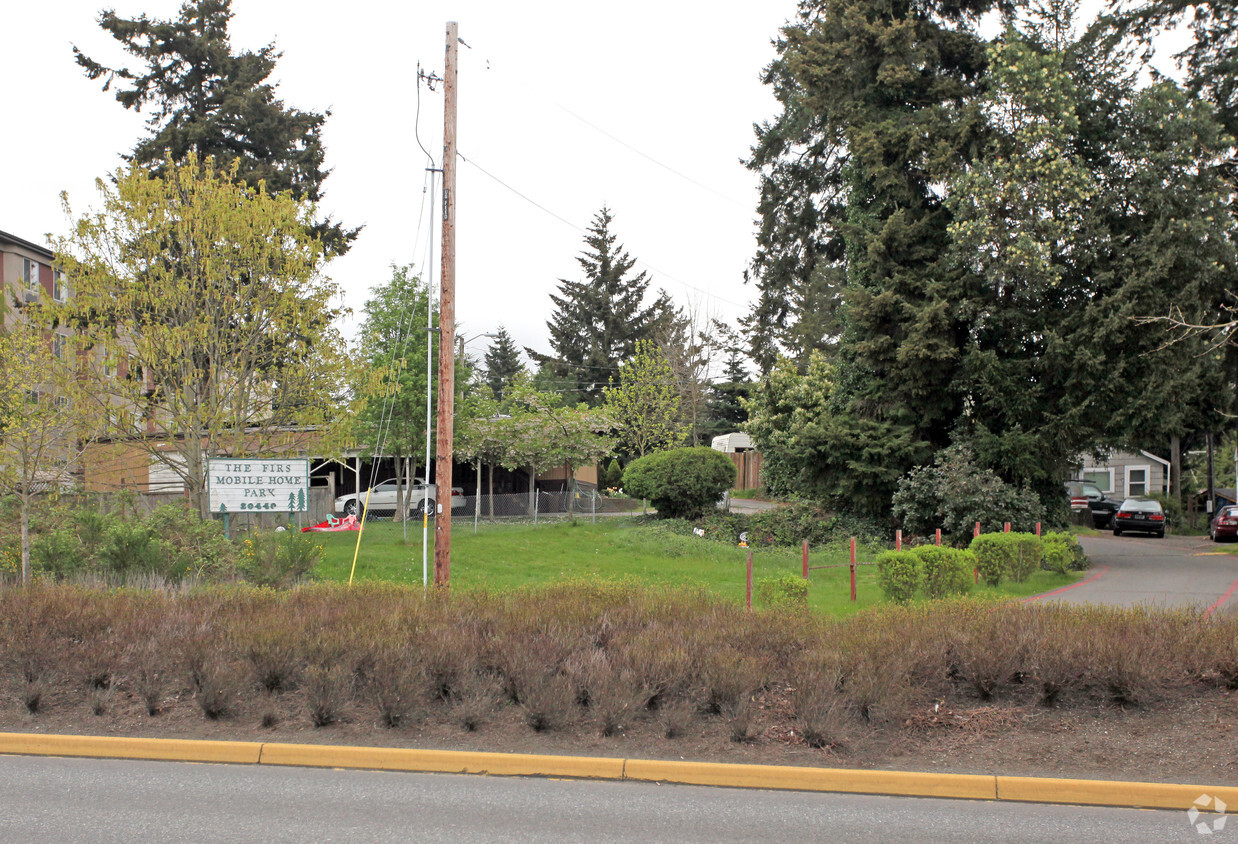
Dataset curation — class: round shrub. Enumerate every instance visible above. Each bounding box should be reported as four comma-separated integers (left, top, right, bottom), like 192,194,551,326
876,550,921,603
914,546,975,598
1041,531,1087,574
622,447,736,520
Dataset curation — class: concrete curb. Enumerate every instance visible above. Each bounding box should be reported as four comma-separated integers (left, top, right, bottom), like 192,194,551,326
1,731,1234,812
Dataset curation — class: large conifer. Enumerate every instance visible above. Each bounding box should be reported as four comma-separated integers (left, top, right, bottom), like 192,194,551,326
74,0,357,255
535,208,674,405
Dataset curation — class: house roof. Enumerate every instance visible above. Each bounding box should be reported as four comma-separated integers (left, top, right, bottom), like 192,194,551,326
0,229,54,261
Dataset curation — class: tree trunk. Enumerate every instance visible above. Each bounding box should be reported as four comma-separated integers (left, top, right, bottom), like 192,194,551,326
487,462,495,522
1170,435,1181,500
395,456,406,523
527,465,537,517
566,460,575,520
19,490,31,586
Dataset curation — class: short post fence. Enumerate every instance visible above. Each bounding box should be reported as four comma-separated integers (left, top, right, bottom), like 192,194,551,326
895,529,902,551
802,540,809,580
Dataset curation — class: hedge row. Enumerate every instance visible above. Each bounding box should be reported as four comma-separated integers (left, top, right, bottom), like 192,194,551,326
2,582,1234,750
875,547,975,603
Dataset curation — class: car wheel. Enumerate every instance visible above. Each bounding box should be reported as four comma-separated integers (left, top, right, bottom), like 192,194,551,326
1155,530,1165,539
344,499,358,516
1211,527,1218,542
1112,527,1122,537
424,497,436,517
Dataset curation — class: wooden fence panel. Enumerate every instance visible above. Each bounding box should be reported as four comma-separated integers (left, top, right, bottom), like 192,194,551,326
727,452,762,490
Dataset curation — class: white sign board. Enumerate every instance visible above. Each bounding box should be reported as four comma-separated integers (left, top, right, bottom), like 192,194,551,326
207,458,310,514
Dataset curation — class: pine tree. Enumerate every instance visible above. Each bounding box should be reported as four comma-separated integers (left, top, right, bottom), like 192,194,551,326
74,0,356,255
534,208,674,405
484,326,524,401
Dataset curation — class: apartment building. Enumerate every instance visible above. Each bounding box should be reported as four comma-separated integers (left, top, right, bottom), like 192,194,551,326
1,229,67,328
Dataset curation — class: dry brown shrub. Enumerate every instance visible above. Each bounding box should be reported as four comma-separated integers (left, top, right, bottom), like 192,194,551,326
449,672,503,732
194,659,245,720
367,643,424,729
658,699,695,738
952,604,1032,702
619,628,695,711
790,651,849,749
520,673,577,732
304,663,353,727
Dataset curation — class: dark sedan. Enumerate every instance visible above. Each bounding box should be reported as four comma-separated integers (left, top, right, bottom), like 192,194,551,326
1210,505,1238,542
1112,498,1165,538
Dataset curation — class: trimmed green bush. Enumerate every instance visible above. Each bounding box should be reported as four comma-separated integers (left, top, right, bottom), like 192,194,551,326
969,533,1013,586
238,529,322,587
1041,531,1087,574
876,550,921,603
914,546,974,598
621,447,737,520
970,532,1042,584
1008,533,1043,582
755,574,809,610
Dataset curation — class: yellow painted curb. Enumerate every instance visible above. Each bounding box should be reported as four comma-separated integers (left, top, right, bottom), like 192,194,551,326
625,759,996,800
3,730,1236,813
258,742,626,780
0,732,262,765
997,776,1238,812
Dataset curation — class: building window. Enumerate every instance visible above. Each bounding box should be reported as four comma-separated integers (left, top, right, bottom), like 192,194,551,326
53,334,67,360
1126,465,1150,497
55,396,69,410
26,389,40,404
22,258,40,292
103,352,117,379
53,270,68,302
1081,468,1114,493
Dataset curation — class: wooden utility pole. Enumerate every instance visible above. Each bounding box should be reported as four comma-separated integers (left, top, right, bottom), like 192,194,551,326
434,21,458,586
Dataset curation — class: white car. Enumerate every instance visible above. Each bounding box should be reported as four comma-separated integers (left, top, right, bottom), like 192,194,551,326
334,478,465,517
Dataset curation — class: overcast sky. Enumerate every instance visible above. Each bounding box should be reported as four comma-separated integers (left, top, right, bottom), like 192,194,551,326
4,0,794,375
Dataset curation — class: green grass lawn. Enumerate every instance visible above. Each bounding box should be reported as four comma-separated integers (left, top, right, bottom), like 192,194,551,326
313,518,1081,617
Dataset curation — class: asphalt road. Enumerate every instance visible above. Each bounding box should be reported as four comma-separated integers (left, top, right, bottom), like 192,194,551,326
1032,533,1238,614
0,755,1212,843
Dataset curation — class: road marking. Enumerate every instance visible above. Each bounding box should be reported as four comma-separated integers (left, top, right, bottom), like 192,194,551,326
1021,566,1110,603
1203,575,1238,619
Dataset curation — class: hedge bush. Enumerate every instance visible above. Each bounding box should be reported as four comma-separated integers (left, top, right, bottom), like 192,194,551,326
1041,532,1084,574
755,574,809,610
969,532,1043,585
622,447,736,519
915,546,975,599
876,550,921,603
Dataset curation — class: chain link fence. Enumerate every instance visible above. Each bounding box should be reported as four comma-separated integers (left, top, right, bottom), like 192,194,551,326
455,485,643,525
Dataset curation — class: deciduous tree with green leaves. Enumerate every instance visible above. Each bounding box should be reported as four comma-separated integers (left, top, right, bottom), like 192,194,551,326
604,340,687,459
0,323,98,584
49,157,354,516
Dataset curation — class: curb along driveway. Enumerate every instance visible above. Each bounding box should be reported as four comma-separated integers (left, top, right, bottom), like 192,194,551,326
1030,534,1238,615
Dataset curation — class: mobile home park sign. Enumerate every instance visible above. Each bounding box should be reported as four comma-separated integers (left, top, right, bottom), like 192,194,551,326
207,458,310,513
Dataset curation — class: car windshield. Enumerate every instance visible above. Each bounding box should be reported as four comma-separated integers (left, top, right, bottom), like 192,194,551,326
1120,498,1161,512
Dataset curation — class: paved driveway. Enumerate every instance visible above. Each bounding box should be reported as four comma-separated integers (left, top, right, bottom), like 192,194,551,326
1028,533,1238,615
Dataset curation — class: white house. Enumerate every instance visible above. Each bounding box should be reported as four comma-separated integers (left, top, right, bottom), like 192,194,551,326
1076,450,1170,500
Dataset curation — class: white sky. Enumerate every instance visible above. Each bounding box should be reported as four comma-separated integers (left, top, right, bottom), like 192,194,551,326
3,1,792,372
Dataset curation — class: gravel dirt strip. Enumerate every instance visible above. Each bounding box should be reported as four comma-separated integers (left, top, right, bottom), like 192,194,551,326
2,732,1235,813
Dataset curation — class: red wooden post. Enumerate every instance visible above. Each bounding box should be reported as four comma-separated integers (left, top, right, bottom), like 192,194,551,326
1035,521,1041,536
1004,522,1011,533
974,521,981,538
974,566,980,584
895,529,902,551
802,540,809,579
746,548,753,611
849,537,857,602
935,528,941,546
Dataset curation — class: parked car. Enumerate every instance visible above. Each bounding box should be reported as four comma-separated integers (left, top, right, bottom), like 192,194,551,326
1210,505,1238,542
1112,497,1166,538
334,478,465,517
1064,480,1122,529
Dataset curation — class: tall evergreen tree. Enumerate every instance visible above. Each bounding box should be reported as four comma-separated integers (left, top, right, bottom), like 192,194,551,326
533,208,674,405
705,351,752,439
484,326,524,400
74,0,356,255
